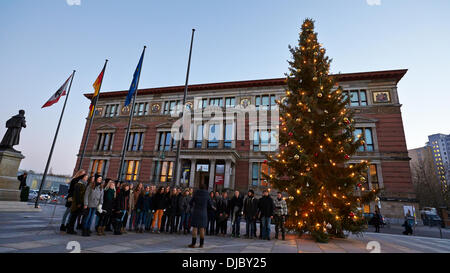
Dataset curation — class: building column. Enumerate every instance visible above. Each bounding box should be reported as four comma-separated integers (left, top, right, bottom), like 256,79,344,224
189,159,196,188
208,159,216,191
175,159,183,186
224,160,231,189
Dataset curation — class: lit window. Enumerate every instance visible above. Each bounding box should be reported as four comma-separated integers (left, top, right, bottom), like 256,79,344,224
354,128,374,151
90,159,108,177
252,162,270,187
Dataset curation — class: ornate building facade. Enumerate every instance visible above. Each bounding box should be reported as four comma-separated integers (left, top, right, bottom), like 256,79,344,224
76,69,417,220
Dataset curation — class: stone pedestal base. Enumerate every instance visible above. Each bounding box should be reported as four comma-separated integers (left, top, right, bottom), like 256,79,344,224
0,149,25,201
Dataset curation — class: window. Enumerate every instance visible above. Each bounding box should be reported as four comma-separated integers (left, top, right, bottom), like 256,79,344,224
133,102,149,116
127,132,144,151
157,161,173,182
197,98,208,109
224,123,234,148
123,160,139,181
253,130,277,151
96,133,114,151
90,159,108,177
163,100,181,115
255,95,276,110
104,104,119,117
209,98,223,107
252,162,270,187
369,164,379,190
345,90,367,106
354,128,374,151
195,124,203,148
225,97,235,108
158,132,175,151
208,124,219,148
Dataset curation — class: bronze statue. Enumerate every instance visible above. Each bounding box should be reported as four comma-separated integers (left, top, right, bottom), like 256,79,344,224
0,110,26,152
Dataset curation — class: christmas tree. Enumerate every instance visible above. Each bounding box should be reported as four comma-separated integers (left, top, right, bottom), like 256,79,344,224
265,18,378,242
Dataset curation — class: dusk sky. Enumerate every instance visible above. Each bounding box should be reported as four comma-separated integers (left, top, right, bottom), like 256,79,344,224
1,0,449,175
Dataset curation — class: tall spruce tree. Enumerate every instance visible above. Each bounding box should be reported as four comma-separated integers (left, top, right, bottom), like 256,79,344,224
265,18,378,242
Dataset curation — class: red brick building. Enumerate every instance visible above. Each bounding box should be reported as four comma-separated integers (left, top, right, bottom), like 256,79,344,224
76,69,417,220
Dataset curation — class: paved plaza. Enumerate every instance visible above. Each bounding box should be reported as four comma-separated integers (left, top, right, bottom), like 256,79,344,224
0,203,449,253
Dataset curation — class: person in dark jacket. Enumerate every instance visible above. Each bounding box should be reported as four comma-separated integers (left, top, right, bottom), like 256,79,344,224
206,191,217,235
243,189,258,239
179,189,191,234
151,187,166,233
215,191,230,236
66,174,88,235
402,216,413,235
229,191,243,237
188,182,211,248
135,185,151,233
17,172,27,190
95,179,115,235
167,188,179,233
258,189,274,240
60,169,86,231
114,183,130,234
160,186,171,232
174,188,183,233
372,210,382,233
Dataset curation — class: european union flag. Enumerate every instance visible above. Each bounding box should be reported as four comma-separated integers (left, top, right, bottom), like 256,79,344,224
125,47,146,107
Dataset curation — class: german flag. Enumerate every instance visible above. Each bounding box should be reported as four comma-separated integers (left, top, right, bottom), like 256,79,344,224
89,60,108,118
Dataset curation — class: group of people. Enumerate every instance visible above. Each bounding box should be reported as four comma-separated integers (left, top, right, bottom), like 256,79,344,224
59,169,289,248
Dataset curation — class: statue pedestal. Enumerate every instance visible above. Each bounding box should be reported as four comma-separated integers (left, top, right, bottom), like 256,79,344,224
0,149,24,201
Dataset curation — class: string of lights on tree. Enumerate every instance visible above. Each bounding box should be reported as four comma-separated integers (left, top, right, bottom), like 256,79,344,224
263,18,379,242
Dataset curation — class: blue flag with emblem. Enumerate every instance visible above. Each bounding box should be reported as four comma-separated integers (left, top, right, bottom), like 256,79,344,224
124,47,146,107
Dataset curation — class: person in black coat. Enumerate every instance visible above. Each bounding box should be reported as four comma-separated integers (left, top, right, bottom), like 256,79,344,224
215,191,230,236
17,172,27,190
258,189,274,240
175,188,183,233
243,189,258,239
160,186,171,232
188,182,211,248
229,191,244,237
112,183,130,234
372,210,381,233
206,191,217,235
60,170,86,231
167,188,179,234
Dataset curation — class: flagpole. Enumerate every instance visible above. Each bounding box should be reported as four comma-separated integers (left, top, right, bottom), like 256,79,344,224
35,70,76,208
117,46,147,182
78,59,108,171
173,29,195,188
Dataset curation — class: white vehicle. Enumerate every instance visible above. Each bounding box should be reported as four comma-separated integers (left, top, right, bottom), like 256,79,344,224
28,190,38,200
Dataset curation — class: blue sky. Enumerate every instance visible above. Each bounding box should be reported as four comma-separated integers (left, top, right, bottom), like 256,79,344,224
1,0,449,175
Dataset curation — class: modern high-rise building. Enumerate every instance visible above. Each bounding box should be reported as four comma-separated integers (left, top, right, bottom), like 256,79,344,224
426,133,450,190
75,69,417,220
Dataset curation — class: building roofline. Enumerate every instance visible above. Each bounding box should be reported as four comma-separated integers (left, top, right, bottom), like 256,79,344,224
84,69,407,100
